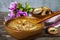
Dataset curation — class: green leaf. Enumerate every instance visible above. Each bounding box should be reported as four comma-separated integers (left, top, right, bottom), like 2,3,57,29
19,8,23,11
29,8,33,12
16,6,19,9
25,3,30,9
23,3,33,13
16,3,23,9
18,3,22,7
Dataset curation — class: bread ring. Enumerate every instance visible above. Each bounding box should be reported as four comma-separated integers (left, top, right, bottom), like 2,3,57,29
33,6,52,16
47,27,58,35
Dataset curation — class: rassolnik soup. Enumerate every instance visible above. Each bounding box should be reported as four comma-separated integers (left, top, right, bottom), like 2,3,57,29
7,17,44,31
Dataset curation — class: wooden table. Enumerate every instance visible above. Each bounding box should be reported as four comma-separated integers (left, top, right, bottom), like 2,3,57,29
0,12,60,40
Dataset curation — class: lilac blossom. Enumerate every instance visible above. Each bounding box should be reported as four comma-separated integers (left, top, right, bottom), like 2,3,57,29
16,10,28,17
4,17,8,22
9,1,17,11
8,12,15,18
4,16,10,22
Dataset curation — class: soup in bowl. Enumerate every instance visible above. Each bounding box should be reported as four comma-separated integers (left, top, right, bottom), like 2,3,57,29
4,16,44,39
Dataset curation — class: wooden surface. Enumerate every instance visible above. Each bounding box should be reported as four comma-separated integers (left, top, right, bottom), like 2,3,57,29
0,12,60,40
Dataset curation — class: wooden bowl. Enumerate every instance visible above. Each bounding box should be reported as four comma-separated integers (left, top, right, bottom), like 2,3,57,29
4,16,44,40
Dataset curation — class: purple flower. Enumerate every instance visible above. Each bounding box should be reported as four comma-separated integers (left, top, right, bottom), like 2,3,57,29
9,1,17,11
16,10,28,17
8,12,15,18
4,16,10,22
